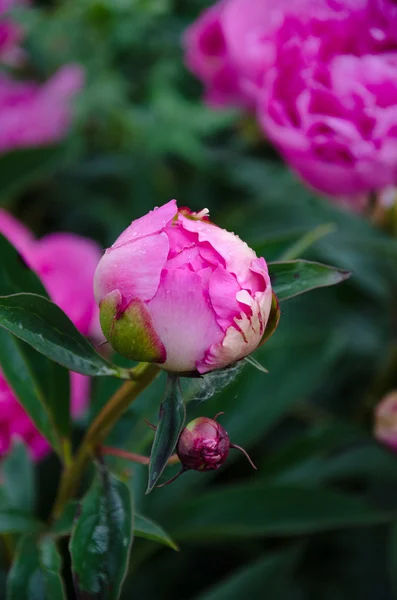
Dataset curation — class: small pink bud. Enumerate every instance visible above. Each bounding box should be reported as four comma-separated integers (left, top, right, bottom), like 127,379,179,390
157,414,256,487
374,391,397,452
177,416,230,472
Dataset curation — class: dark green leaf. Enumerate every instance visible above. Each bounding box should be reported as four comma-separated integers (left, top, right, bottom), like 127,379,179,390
171,484,390,540
147,374,186,493
45,361,70,440
0,235,47,297
389,520,397,598
0,293,118,376
0,236,69,448
0,512,41,534
6,534,66,600
0,146,65,201
69,465,133,600
135,513,179,550
195,546,302,600
268,260,350,301
50,501,78,537
51,502,177,550
0,328,59,451
3,440,35,514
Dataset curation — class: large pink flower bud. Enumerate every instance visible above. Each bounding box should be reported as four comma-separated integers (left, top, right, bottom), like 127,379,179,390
94,200,275,374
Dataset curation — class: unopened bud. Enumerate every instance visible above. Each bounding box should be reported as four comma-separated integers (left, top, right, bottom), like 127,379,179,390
157,413,256,487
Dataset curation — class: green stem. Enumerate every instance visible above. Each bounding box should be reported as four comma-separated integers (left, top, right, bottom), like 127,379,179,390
51,362,160,520
101,445,180,466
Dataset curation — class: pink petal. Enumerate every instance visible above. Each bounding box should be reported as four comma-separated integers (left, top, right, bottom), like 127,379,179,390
31,233,101,337
147,269,223,372
165,223,197,257
113,200,177,248
208,266,242,331
198,285,273,373
0,209,34,257
179,213,258,289
94,232,169,310
70,372,90,418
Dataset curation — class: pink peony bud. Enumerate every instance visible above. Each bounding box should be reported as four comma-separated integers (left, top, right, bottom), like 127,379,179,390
177,416,230,471
94,200,276,374
158,414,256,486
374,391,397,452
0,210,102,460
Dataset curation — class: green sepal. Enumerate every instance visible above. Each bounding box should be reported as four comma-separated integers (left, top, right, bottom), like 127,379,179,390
99,290,166,363
260,293,280,347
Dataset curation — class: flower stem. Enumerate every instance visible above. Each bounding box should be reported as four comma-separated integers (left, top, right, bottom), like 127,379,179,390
101,445,180,465
51,362,160,520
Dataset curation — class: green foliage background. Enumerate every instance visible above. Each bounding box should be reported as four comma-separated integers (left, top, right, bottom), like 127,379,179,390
2,0,397,598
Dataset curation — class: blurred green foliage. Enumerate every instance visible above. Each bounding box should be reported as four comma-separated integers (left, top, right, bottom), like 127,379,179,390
2,0,397,598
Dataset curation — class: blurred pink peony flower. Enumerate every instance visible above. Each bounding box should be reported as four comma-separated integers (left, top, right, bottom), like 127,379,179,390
258,1,397,202
186,0,397,204
0,64,84,153
0,210,101,460
0,20,24,66
0,0,31,66
374,391,397,452
183,1,250,108
94,200,276,374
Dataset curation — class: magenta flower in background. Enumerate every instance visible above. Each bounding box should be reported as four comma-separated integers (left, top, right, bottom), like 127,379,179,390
0,65,84,153
183,1,249,108
94,200,276,374
0,0,28,66
0,210,101,460
259,0,397,204
185,0,397,205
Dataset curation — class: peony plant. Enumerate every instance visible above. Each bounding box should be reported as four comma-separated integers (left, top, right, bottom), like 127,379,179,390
0,200,349,598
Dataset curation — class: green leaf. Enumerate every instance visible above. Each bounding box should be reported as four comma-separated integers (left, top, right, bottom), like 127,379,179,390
389,520,397,598
268,260,350,301
69,465,133,600
195,546,302,600
45,361,70,440
3,440,35,514
50,501,78,538
51,502,177,550
0,236,70,449
171,484,390,540
0,146,65,201
0,511,41,534
135,513,179,550
0,293,118,376
6,534,66,600
147,374,186,493
279,223,337,261
0,235,47,297
0,328,59,452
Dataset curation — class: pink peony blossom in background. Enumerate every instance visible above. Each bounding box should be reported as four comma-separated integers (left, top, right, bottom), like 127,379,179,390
0,65,84,153
374,391,397,453
0,0,30,66
0,210,101,460
258,1,397,204
94,200,276,374
183,1,249,108
185,0,397,205
0,20,24,66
